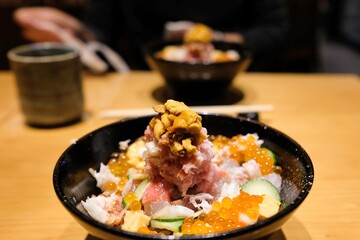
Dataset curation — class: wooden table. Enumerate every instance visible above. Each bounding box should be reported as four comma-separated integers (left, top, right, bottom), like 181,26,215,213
0,71,359,240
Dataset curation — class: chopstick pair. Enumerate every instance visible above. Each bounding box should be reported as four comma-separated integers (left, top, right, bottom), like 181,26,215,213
98,104,273,118
30,20,130,74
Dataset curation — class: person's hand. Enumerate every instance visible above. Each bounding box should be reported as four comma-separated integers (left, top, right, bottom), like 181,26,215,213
14,7,113,74
213,31,244,44
164,21,244,45
14,7,94,43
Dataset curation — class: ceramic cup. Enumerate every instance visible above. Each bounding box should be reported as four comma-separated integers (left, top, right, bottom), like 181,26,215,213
7,43,84,127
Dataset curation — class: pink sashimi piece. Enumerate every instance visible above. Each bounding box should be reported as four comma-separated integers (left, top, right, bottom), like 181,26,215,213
142,180,171,205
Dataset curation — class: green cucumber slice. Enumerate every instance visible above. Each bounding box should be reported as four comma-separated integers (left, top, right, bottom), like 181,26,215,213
152,217,185,222
127,173,149,180
241,178,281,202
262,147,279,165
122,198,128,208
134,179,150,200
122,179,150,208
150,219,184,232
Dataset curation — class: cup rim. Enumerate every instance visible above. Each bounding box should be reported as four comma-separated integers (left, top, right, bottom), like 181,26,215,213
7,42,79,63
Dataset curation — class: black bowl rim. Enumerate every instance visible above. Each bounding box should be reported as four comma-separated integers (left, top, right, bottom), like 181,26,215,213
143,39,253,67
53,114,314,239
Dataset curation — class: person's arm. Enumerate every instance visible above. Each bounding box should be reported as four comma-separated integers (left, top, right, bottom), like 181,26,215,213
213,31,245,44
239,0,287,55
13,6,129,74
83,0,123,48
14,7,95,43
204,0,287,55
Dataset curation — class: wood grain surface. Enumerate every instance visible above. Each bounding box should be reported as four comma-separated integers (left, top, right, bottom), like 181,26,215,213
0,71,359,240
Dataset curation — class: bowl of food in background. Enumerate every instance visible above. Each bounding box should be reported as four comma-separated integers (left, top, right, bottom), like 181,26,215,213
144,24,252,100
53,100,314,240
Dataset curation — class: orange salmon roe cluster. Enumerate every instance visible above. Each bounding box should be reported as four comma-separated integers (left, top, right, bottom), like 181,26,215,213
123,192,143,211
181,192,263,235
212,135,275,175
137,226,159,235
107,152,130,191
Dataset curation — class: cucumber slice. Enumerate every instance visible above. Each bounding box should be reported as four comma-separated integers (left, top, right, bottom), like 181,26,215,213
241,178,281,202
122,198,128,208
153,217,185,222
150,219,184,232
127,173,149,180
134,179,150,200
122,179,150,208
262,147,279,165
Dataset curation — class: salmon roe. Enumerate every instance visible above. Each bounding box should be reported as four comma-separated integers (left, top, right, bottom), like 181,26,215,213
105,181,117,192
137,226,159,235
123,192,137,205
108,153,131,176
107,152,131,191
181,192,263,235
212,135,276,175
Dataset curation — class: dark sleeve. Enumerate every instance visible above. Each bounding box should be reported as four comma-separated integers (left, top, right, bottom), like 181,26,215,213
83,0,123,48
241,0,288,56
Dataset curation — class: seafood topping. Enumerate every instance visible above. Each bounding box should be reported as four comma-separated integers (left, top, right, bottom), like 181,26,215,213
81,99,282,236
145,100,222,196
157,23,240,63
149,99,206,158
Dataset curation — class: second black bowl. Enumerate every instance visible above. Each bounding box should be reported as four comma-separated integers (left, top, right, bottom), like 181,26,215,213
144,41,252,98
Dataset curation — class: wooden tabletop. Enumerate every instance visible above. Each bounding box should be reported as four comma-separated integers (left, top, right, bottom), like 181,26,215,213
0,71,359,240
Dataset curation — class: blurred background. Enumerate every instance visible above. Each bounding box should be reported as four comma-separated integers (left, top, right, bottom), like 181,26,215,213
0,0,359,74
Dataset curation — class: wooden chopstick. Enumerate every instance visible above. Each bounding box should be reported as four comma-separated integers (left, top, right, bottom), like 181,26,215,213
98,104,273,118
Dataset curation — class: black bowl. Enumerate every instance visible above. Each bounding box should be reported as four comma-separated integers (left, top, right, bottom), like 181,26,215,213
53,115,314,240
144,41,252,99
